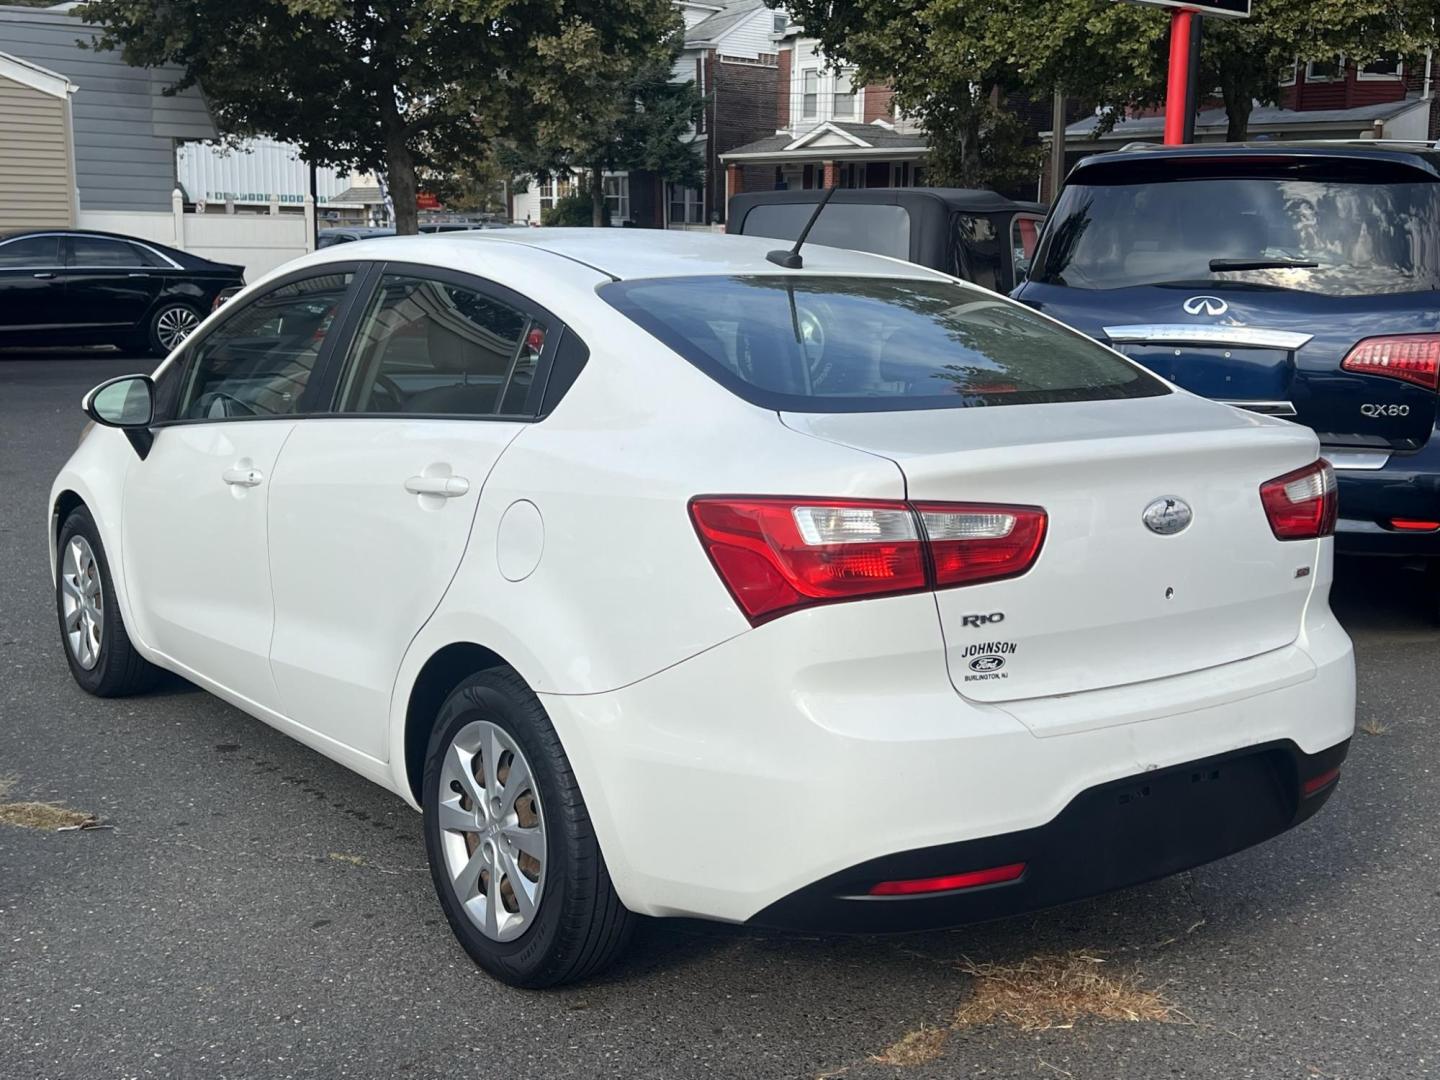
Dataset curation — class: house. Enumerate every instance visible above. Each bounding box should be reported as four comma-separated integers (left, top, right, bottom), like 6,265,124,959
0,52,78,231
718,18,930,203
0,2,217,222
511,0,782,228
1052,51,1438,177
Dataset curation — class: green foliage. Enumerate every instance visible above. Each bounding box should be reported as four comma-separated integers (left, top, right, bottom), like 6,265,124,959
508,26,705,225
83,0,680,232
541,192,611,227
776,0,1440,184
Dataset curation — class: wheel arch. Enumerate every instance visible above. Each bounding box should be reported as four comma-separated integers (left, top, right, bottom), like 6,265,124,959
401,642,513,805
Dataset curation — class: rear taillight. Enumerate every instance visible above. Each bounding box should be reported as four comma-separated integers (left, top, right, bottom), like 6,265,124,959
868,862,1027,896
1340,335,1440,390
1259,460,1337,541
689,497,1046,625
915,503,1048,587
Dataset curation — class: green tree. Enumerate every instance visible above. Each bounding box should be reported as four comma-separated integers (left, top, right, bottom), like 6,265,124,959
777,0,1440,184
85,0,680,233
510,27,706,226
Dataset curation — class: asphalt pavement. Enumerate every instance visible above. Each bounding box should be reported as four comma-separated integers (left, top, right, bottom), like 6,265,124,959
2,352,1437,1080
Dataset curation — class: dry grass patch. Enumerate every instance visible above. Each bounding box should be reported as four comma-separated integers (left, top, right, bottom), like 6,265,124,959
0,774,99,831
953,952,1180,1032
1359,718,1388,736
869,1025,949,1067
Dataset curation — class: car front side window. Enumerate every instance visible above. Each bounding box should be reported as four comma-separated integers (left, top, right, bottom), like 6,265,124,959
173,271,355,421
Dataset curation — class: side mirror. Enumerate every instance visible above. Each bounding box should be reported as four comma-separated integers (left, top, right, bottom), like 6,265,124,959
82,374,155,458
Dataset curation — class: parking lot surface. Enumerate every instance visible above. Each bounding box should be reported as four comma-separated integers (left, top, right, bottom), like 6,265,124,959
3,353,1438,1080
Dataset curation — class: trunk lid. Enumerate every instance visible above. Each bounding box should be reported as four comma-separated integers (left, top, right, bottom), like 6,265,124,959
783,393,1322,703
1021,280,1440,454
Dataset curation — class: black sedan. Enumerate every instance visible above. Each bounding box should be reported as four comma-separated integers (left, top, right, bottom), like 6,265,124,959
0,229,244,356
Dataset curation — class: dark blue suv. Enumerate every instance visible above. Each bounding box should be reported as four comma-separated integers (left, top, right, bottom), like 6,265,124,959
1015,142,1440,613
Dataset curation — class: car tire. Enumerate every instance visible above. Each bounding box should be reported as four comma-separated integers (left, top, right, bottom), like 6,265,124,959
145,301,202,357
422,667,635,988
55,506,161,697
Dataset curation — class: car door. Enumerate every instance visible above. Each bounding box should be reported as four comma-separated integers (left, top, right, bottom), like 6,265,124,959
63,235,167,335
0,234,67,340
266,265,552,759
122,268,360,711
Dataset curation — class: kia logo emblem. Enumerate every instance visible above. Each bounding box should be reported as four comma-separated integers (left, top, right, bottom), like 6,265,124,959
1142,496,1193,536
1183,295,1228,316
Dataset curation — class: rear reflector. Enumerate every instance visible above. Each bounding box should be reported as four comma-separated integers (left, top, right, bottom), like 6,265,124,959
868,862,1027,896
1301,767,1341,797
1389,518,1440,532
1259,459,1337,541
689,497,1047,625
1341,335,1440,391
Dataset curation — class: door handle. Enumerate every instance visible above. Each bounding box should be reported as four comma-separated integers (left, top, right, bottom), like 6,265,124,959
127,272,150,278
405,475,469,498
33,272,55,280
222,466,264,488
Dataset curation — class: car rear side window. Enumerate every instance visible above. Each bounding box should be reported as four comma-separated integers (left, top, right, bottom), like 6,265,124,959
176,272,354,419
0,235,60,268
69,237,150,268
334,273,544,417
601,275,1167,412
1036,176,1440,296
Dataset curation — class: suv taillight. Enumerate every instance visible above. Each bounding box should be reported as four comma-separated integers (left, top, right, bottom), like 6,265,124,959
689,497,1046,625
1340,335,1440,391
1259,460,1336,541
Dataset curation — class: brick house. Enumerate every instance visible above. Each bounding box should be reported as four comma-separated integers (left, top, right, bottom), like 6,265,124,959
719,19,930,204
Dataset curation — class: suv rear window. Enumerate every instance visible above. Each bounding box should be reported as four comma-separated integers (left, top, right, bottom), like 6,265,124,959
739,203,911,261
1036,175,1440,296
600,275,1167,412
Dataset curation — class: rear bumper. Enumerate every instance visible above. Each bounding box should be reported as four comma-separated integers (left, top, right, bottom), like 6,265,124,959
542,585,1355,926
1333,439,1440,557
749,738,1348,932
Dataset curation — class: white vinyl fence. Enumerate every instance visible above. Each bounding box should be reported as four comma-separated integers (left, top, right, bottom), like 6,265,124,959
78,189,315,282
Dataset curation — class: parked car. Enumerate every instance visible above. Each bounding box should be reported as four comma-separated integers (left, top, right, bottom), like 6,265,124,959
52,229,1353,988
1014,142,1440,613
317,226,395,247
0,229,244,355
727,187,1046,292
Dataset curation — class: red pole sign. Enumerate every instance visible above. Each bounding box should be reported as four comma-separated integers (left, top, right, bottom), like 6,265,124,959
1162,8,1195,144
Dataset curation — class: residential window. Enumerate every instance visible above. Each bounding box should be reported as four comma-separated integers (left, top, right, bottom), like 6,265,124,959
1279,60,1297,86
1305,57,1344,82
833,71,855,119
668,184,705,225
802,69,818,118
603,175,630,222
537,175,575,213
1359,57,1403,80
773,11,786,32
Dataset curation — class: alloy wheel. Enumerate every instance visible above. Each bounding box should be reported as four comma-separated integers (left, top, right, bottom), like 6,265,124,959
60,536,103,670
437,719,548,942
155,306,200,351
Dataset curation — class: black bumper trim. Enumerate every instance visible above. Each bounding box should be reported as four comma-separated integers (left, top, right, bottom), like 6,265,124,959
748,738,1350,933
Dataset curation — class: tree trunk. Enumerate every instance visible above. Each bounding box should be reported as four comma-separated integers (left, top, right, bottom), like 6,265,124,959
591,164,605,228
1223,87,1252,142
386,132,419,235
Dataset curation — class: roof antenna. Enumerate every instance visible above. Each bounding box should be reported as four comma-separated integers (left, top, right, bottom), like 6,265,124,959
766,185,838,269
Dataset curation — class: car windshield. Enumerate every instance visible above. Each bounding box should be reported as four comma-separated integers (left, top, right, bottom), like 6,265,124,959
1034,176,1440,296
600,275,1166,412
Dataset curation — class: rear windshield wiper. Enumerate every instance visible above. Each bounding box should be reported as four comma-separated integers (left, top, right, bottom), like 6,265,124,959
1209,257,1320,272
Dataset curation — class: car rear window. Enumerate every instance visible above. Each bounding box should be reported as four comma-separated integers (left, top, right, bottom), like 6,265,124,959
1035,175,1440,296
739,203,911,261
600,275,1167,412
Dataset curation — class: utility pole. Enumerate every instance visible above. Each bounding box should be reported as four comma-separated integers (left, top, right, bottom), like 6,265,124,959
1182,14,1203,143
1049,88,1066,200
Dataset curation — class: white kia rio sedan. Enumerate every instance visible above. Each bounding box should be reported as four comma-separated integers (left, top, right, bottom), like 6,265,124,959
50,230,1355,987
